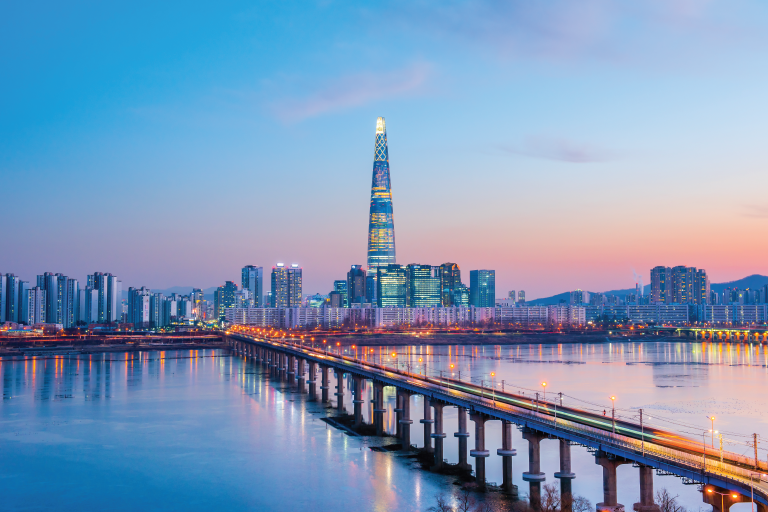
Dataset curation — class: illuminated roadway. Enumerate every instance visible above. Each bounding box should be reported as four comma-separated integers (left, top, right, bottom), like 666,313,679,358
227,331,768,507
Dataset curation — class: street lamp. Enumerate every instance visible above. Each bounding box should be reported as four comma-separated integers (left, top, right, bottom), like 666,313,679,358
490,372,496,405
542,381,547,401
708,416,716,448
749,473,765,512
706,488,738,512
610,396,616,434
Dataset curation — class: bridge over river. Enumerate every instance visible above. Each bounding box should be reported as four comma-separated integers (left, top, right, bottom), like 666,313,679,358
226,331,767,512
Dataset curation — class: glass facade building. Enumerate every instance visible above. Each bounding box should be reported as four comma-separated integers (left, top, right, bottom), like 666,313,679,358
469,270,496,307
376,265,407,308
406,264,441,307
367,117,396,273
346,266,366,306
241,265,264,307
437,263,461,307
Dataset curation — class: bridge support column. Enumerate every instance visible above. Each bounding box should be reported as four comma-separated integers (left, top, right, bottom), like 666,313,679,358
522,429,547,512
469,413,490,489
420,396,434,453
430,401,446,471
320,366,329,403
353,376,364,428
373,382,386,436
335,370,345,411
595,451,629,512
287,355,295,377
554,439,576,512
399,390,413,451
454,406,472,471
394,391,403,439
633,465,660,512
298,358,306,379
498,419,517,495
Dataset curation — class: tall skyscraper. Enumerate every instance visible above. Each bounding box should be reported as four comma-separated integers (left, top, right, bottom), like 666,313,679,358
91,272,121,323
376,264,407,308
406,264,441,307
241,265,264,307
127,287,151,328
346,265,366,306
437,263,461,307
650,266,672,304
469,270,496,307
270,264,302,308
367,117,396,273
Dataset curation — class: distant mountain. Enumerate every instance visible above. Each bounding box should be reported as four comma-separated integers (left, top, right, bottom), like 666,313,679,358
526,274,768,305
710,274,768,293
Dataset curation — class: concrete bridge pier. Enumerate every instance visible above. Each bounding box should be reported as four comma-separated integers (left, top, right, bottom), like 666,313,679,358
430,401,446,471
287,355,296,378
394,391,404,439
297,358,306,380
522,429,547,512
469,413,490,489
595,451,629,512
373,381,386,436
352,376,364,428
497,419,517,495
554,439,576,512
454,406,472,471
399,390,414,451
420,396,434,453
320,366,329,403
633,465,660,512
334,370,345,411
307,361,316,400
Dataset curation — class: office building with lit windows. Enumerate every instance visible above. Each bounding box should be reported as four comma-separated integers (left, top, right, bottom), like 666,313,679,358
270,264,302,308
376,264,407,307
406,264,441,307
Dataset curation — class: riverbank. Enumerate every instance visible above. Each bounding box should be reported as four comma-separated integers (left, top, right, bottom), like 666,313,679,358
328,331,667,346
0,342,227,360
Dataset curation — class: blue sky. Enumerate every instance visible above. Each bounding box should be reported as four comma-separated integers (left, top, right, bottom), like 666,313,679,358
2,1,768,298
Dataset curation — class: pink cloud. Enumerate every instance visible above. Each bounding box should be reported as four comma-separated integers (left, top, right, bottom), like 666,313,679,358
499,135,616,163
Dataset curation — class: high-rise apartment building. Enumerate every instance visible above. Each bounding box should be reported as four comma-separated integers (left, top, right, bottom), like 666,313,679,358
437,263,461,307
469,270,496,307
518,291,526,304
5,274,21,323
650,266,673,304
270,264,302,308
78,287,98,324
347,266,366,306
508,290,516,302
377,265,407,307
26,286,46,324
651,265,709,304
406,264,441,307
569,290,590,305
241,266,264,308
367,117,396,273
91,272,121,323
0,274,6,323
127,287,151,328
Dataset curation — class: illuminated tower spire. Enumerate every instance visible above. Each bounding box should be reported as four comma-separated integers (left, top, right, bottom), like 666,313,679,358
367,117,396,272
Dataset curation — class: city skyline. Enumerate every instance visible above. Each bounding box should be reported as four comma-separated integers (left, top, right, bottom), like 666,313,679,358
3,2,768,298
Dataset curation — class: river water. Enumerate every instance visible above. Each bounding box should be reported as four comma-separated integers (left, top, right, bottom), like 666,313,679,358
1,341,766,511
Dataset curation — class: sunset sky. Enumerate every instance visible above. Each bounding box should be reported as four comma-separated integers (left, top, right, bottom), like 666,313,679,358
2,1,768,298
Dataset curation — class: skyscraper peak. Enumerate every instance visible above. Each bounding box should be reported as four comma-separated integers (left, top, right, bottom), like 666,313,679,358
367,117,396,273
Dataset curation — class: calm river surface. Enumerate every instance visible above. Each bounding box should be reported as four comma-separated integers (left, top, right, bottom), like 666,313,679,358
1,341,766,511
